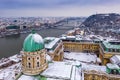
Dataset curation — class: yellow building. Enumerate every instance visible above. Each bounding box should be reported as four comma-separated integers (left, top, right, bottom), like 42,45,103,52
84,70,120,80
99,41,120,65
61,35,120,65
44,37,64,61
19,29,120,80
21,32,64,76
21,32,48,75
63,42,99,53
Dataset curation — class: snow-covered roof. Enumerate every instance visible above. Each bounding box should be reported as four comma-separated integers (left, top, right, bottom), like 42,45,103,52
71,65,82,80
23,33,44,52
9,54,20,62
61,35,94,42
18,75,36,80
45,37,60,49
82,63,106,72
46,54,52,62
33,33,44,43
64,52,97,63
67,30,74,33
103,41,120,49
110,55,120,64
106,63,119,69
41,61,73,80
60,36,66,40
0,63,21,80
0,69,10,79
0,59,12,66
66,36,76,39
18,61,82,80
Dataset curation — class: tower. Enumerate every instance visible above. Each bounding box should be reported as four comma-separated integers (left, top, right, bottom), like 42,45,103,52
21,32,48,75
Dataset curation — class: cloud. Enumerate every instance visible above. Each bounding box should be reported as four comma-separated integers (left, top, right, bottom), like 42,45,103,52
1,4,120,17
0,0,120,9
0,0,120,16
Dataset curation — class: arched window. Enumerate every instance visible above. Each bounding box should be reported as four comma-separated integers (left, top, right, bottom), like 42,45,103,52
37,62,39,67
28,57,30,60
37,57,39,60
28,62,31,68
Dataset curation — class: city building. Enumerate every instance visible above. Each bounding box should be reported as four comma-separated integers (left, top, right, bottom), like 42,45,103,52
99,41,120,65
21,31,48,75
19,31,81,80
44,37,64,61
62,28,120,65
1,28,120,80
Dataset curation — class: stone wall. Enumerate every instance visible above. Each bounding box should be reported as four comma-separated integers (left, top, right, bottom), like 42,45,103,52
84,70,120,80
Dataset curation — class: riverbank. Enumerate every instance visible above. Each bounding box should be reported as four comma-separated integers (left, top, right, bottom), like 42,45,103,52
0,28,69,59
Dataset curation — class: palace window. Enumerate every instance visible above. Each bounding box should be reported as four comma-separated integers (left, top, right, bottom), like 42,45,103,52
37,62,40,67
28,62,31,68
116,49,120,52
108,49,111,52
112,49,115,52
28,57,30,60
37,57,39,60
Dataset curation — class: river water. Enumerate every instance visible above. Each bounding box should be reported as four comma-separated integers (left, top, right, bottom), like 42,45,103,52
0,28,68,59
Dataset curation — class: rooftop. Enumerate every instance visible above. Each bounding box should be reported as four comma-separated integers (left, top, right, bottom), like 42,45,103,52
19,61,82,80
106,63,120,69
61,35,93,42
44,37,60,49
64,52,97,63
41,61,73,80
23,33,44,52
103,41,120,49
110,55,120,64
0,63,21,80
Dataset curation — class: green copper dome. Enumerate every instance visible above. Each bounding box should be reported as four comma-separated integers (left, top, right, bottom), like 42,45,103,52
23,33,44,52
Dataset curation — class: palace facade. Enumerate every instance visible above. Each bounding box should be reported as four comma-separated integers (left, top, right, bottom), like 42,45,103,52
61,35,120,65
20,29,120,80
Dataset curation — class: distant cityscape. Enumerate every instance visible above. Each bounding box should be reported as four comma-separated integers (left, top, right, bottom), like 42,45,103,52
0,13,120,39
0,13,120,80
1,0,120,80
0,17,85,37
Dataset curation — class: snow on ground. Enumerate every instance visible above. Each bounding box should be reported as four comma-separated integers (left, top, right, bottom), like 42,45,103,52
81,63,106,72
18,75,37,80
9,54,21,62
0,54,21,67
71,66,76,80
63,60,106,80
18,61,82,80
0,70,15,80
45,37,60,49
47,78,64,80
74,67,82,80
41,61,73,80
0,52,106,80
64,52,97,63
71,66,82,80
0,63,21,80
0,59,11,66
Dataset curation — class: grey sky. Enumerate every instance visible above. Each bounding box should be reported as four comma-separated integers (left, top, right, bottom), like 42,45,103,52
0,0,120,17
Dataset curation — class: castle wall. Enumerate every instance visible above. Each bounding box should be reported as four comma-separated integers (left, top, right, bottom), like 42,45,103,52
63,42,119,65
21,49,48,75
84,70,120,80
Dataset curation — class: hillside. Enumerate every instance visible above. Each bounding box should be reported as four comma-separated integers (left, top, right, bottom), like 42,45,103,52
53,17,86,29
82,13,120,29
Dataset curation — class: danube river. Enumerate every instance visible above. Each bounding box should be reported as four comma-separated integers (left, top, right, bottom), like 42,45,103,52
0,28,68,59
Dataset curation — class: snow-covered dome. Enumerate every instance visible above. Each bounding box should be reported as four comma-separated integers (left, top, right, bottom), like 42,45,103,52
23,32,44,52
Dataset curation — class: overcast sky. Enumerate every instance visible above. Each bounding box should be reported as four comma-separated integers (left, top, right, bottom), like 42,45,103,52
0,0,120,17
